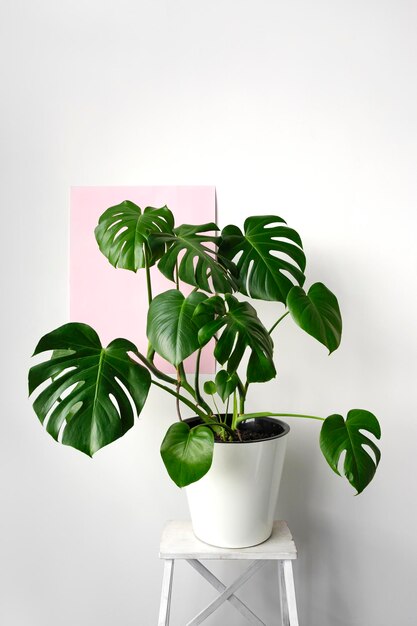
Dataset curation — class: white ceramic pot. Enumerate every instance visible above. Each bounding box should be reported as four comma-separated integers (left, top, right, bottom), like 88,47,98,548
185,417,290,548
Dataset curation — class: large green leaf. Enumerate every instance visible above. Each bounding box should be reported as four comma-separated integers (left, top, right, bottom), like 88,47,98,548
195,294,276,383
219,215,306,303
150,223,239,293
146,290,210,366
320,409,381,494
94,200,174,271
160,422,214,487
287,282,342,353
29,323,151,456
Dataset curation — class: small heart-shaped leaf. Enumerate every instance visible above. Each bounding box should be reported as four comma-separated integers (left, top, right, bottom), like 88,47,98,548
160,422,214,487
215,369,239,402
203,381,217,395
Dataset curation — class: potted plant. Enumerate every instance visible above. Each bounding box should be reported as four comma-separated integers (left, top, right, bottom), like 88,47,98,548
29,201,381,548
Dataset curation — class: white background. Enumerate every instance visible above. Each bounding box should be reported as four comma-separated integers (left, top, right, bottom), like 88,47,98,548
1,1,416,624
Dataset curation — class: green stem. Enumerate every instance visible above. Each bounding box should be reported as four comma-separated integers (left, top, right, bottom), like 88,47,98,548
144,247,155,361
235,411,325,426
235,374,246,413
178,363,199,400
135,351,177,386
175,260,180,290
212,396,221,418
175,367,182,421
225,396,230,422
194,349,204,405
145,267,152,306
240,380,249,411
231,390,238,431
179,359,213,415
269,310,290,335
151,380,211,422
178,363,194,396
198,421,235,438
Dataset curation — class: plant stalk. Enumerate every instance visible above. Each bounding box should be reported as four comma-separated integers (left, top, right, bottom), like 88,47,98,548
151,380,211,422
235,411,325,426
175,368,183,421
231,390,238,431
239,380,249,412
235,373,246,413
194,349,204,406
179,359,213,415
268,310,290,335
144,247,155,362
175,260,180,290
135,351,177,386
198,420,235,439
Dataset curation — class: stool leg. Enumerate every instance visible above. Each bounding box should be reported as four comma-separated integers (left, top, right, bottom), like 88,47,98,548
278,560,299,626
158,559,175,626
278,561,289,625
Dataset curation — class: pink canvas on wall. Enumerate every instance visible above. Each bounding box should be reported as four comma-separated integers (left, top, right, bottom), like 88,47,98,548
70,186,216,374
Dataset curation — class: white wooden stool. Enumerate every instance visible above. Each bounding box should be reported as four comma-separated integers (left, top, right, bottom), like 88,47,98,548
158,520,299,625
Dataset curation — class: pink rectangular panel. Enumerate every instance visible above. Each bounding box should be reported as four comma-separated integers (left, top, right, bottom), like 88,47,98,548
70,186,216,374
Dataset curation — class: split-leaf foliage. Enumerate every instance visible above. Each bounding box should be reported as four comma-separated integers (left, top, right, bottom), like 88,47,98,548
29,205,380,493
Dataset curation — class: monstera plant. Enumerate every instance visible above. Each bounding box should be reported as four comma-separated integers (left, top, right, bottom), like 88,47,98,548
29,201,381,495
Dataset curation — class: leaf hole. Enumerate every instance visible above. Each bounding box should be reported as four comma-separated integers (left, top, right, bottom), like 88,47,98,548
279,268,299,285
114,377,137,418
361,443,379,467
53,365,77,381
260,219,286,229
108,392,121,416
113,225,128,241
336,448,347,475
59,380,83,400
270,234,302,246
245,259,255,293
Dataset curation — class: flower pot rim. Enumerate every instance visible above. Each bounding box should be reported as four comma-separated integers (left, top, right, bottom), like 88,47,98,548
184,415,290,444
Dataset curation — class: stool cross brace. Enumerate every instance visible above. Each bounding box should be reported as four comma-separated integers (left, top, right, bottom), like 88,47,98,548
158,520,299,626
187,558,266,625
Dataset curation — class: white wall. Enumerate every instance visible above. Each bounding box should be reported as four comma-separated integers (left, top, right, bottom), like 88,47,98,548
1,1,416,624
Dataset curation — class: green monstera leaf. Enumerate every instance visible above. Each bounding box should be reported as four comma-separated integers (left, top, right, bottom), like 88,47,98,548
160,422,214,487
195,294,276,383
29,323,151,456
214,369,239,402
287,282,342,353
150,223,239,294
219,215,306,303
202,370,239,402
146,290,210,366
95,200,174,271
320,409,381,494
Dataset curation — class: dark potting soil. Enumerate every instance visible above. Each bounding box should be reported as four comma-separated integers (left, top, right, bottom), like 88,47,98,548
214,420,284,443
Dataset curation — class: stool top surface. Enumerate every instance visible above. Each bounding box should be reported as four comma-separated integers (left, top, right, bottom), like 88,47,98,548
159,520,297,560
